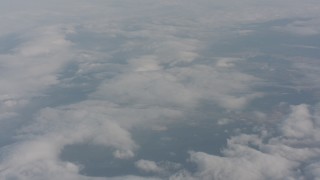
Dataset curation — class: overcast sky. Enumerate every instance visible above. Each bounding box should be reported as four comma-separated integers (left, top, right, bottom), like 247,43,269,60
0,0,320,180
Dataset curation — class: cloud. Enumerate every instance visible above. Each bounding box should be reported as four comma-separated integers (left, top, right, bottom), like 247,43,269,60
172,104,320,180
92,61,261,110
135,159,182,177
305,162,320,180
135,160,164,174
1,0,320,179
113,150,135,160
17,102,139,156
188,150,297,180
273,18,320,36
291,59,320,90
281,104,314,139
0,98,184,178
0,25,74,102
215,58,239,68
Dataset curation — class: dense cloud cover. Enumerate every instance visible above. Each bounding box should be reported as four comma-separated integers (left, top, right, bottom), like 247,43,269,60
0,0,320,179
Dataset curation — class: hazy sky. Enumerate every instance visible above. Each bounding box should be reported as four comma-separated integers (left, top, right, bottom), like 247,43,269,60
1,0,320,179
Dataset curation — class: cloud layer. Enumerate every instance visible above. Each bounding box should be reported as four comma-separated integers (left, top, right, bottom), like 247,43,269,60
177,104,320,180
0,0,320,179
